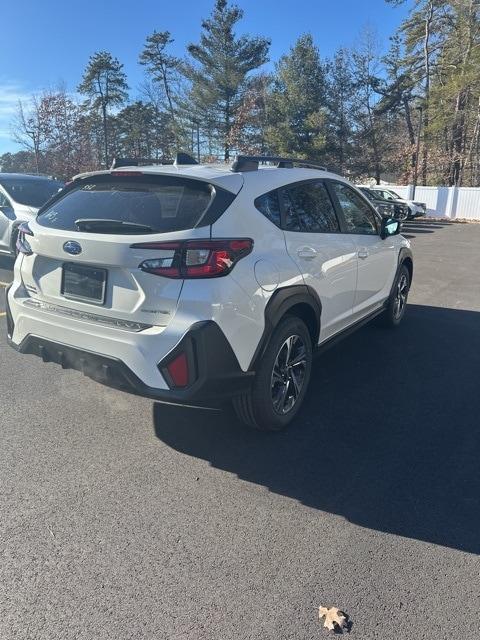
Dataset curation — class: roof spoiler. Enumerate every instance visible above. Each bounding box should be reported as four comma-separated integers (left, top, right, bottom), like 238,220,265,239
231,155,327,173
110,152,198,170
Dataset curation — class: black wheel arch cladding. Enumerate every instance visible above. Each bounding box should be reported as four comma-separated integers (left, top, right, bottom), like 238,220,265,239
398,246,413,281
249,285,321,370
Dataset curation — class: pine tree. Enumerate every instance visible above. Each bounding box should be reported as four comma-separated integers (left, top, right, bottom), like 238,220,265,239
265,34,327,160
387,0,449,183
376,34,419,182
350,28,384,182
78,51,129,167
184,0,270,161
325,48,354,173
139,31,181,141
429,0,480,184
115,101,156,159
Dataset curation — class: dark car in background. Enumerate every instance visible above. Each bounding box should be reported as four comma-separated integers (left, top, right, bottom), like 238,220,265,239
368,187,427,219
359,187,409,221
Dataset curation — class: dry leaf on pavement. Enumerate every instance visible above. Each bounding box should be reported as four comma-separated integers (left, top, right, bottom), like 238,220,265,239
318,606,348,632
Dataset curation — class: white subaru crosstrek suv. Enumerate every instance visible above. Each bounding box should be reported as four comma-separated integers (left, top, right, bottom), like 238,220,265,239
6,154,413,431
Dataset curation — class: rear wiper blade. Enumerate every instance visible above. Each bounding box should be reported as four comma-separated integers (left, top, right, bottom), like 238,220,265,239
74,218,154,233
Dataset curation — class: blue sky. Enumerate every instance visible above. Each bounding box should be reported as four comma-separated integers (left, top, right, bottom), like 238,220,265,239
1,0,409,154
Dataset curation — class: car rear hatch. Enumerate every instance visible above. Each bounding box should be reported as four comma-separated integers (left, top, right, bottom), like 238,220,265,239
19,171,239,330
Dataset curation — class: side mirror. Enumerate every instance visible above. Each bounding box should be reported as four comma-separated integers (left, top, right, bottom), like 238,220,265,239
380,217,400,239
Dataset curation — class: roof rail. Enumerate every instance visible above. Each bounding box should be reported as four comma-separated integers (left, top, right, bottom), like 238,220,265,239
110,152,198,170
231,155,327,173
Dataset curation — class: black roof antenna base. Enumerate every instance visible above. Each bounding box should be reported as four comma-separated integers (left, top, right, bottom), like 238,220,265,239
174,152,199,166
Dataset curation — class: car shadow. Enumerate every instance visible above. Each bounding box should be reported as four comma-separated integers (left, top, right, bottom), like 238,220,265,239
153,304,480,555
401,220,451,238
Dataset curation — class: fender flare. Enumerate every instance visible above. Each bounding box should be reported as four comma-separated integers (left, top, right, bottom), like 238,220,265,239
398,246,413,279
249,285,322,371
387,247,413,301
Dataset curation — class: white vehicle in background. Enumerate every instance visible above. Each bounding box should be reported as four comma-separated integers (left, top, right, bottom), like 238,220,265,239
367,186,426,220
7,154,413,431
0,173,64,256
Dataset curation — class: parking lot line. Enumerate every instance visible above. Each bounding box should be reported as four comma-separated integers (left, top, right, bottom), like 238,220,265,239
0,312,6,317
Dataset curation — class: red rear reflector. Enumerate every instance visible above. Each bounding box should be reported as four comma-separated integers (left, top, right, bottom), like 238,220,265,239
166,352,189,387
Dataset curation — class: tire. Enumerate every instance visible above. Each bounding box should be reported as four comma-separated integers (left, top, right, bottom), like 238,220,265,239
381,263,410,328
233,316,313,431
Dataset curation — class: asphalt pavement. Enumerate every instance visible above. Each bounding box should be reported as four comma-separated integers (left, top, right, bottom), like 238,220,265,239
1,220,479,640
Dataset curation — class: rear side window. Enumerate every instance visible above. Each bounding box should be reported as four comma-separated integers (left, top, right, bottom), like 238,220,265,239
37,176,227,233
330,182,378,235
255,190,281,227
280,180,340,233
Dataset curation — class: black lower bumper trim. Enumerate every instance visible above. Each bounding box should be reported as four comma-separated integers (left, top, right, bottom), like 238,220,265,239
5,284,14,339
9,322,253,408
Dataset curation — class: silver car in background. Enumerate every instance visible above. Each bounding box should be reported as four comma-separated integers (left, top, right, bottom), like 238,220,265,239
368,187,426,219
0,174,64,256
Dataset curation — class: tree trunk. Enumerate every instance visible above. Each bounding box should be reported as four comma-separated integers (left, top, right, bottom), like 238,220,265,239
448,1,475,186
366,101,380,183
449,89,469,186
421,0,434,185
161,62,177,143
102,103,109,168
403,96,416,180
338,96,345,173
224,98,230,162
466,96,480,186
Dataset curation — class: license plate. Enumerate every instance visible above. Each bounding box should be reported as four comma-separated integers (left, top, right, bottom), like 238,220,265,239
61,263,107,305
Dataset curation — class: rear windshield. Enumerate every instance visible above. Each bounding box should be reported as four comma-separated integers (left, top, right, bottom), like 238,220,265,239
37,175,219,233
2,177,64,207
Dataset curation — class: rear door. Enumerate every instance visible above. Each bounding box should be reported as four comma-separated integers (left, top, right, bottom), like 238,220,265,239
280,180,358,342
327,180,397,318
22,173,234,328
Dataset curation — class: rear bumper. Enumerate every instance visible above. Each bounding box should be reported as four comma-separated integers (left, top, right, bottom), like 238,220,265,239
6,287,254,408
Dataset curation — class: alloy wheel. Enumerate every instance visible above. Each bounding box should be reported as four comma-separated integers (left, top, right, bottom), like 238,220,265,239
394,273,409,319
271,334,307,415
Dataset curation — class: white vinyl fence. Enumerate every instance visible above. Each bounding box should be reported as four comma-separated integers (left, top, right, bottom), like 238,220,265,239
384,184,480,220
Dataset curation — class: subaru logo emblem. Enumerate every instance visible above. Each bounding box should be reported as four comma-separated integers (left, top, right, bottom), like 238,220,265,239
63,241,82,255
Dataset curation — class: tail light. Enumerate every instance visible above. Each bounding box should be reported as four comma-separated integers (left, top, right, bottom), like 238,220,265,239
16,222,34,256
132,238,253,279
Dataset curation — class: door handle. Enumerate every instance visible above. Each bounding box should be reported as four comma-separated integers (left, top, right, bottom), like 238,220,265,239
358,249,369,259
297,246,317,260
